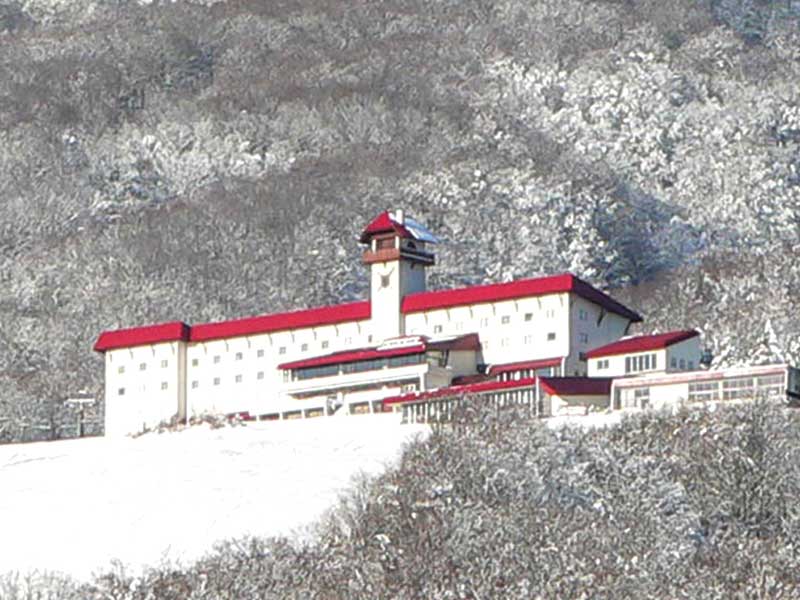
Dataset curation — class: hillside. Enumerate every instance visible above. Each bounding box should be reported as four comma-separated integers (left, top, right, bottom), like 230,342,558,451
4,401,800,598
1,0,800,440
0,413,428,578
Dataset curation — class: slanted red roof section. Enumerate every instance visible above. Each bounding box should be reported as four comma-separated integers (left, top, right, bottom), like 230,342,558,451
279,343,425,371
94,321,190,352
401,273,642,322
487,357,562,375
359,211,412,243
383,377,538,406
539,377,612,397
190,301,370,343
585,330,699,359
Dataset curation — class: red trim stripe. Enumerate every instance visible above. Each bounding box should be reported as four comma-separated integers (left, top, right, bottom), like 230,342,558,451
93,321,190,352
279,344,425,370
383,377,538,406
488,357,562,375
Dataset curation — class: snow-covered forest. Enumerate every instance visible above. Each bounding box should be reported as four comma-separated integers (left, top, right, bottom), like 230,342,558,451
1,0,800,440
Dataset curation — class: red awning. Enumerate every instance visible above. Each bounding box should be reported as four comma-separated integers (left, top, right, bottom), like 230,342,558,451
487,357,562,375
539,377,612,397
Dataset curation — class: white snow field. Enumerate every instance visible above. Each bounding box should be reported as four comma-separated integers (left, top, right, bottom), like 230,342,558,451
0,414,429,580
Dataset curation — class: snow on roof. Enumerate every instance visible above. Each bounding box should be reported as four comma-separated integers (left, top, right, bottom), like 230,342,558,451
539,377,612,397
359,210,439,244
585,330,699,359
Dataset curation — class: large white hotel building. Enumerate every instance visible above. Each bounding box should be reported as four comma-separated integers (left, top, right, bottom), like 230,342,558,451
95,210,799,435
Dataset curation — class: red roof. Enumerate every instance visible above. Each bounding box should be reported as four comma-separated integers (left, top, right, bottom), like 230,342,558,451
487,357,562,375
539,377,612,397
93,321,190,352
279,343,425,370
383,377,538,406
401,273,642,322
278,333,480,370
359,211,412,243
585,330,699,359
190,301,370,343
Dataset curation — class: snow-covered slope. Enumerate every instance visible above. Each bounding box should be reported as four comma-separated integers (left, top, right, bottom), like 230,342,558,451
0,414,428,579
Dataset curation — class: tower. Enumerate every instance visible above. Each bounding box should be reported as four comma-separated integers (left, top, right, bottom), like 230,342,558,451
360,209,438,342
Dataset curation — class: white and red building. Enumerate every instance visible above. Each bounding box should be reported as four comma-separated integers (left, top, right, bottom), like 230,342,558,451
94,210,799,435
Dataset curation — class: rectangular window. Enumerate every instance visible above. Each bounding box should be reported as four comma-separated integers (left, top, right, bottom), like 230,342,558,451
117,366,125,375
213,355,221,364
118,387,125,396
578,333,589,344
257,349,265,358
321,341,329,350
192,358,199,367
191,381,199,389
688,361,694,370
523,334,533,344
213,377,221,386
235,374,243,383
161,359,168,368
434,324,443,334
578,309,588,321
722,377,755,401
524,313,533,322
546,309,555,319
670,357,677,368
344,337,352,345
547,332,556,341
279,346,286,355
301,343,308,352
501,337,510,347
257,371,264,380
480,318,489,327
634,387,650,409
139,363,147,371
679,359,686,369
688,381,720,402
482,341,490,351
161,381,168,390
501,316,511,325
625,357,632,373
235,352,243,361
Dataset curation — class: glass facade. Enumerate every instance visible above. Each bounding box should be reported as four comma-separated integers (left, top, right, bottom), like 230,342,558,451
292,352,425,381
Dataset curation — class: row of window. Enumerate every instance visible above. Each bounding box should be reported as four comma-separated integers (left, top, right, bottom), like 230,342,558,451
687,374,785,402
625,353,658,374
291,353,426,382
118,359,170,375
670,357,695,370
429,311,563,335
481,332,558,351
118,380,171,396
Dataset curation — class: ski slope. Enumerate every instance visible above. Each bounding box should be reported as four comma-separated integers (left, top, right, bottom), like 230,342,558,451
0,414,428,579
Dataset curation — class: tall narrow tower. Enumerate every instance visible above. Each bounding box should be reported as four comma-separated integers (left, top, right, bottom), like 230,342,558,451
360,209,438,342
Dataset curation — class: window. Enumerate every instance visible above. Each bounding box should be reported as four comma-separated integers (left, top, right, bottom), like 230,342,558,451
434,325,443,334
625,353,657,374
679,359,686,369
546,309,556,318
501,316,511,325
722,377,755,401
257,349,265,358
118,387,125,396
235,374,243,383
578,333,589,344
159,359,167,368
235,352,243,361
117,366,125,375
757,373,785,397
344,337,352,345
547,332,556,341
368,335,373,343
192,358,199,367
213,377,221,386
191,380,199,389
501,337,510,347
279,346,286,355
213,355,221,364
257,371,264,380
524,313,533,322
670,357,677,368
321,341,329,350
139,362,147,371
578,309,588,321
597,359,609,370
301,343,308,352
688,381,720,403
688,361,694,370
480,318,489,327
482,341,490,351
523,334,533,344
634,387,650,409
161,381,168,390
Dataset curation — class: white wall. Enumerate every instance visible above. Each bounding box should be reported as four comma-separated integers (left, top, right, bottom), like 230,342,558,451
548,394,609,416
588,349,667,378
104,341,186,436
565,295,631,376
